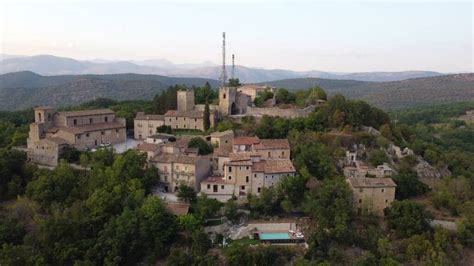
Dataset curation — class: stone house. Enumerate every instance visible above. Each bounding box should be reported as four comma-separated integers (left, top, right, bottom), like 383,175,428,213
209,130,234,149
27,107,126,166
149,153,211,192
134,113,164,140
346,177,396,216
200,152,296,201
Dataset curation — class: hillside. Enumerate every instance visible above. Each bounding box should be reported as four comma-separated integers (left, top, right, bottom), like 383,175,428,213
265,74,474,109
0,54,444,83
0,72,218,110
1,72,472,111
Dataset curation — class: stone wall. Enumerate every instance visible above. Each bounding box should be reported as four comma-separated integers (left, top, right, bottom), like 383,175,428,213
240,105,316,118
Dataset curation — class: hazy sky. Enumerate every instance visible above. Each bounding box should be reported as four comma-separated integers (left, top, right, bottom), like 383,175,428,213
1,0,473,72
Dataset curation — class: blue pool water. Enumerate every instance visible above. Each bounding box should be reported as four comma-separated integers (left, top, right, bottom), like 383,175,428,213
259,232,290,240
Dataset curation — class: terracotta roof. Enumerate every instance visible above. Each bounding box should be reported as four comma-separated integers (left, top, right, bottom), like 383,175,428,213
163,138,190,149
135,112,164,121
255,139,290,150
53,122,125,135
213,146,232,157
233,136,260,145
150,154,200,164
202,175,234,184
40,137,68,145
164,110,203,118
229,152,261,161
58,109,114,117
347,177,396,188
252,159,296,174
136,143,162,152
210,130,234,137
165,202,190,216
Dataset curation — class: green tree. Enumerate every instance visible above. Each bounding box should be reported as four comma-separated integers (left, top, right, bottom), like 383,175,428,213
304,177,353,243
392,172,429,199
368,149,389,166
187,137,213,155
203,100,211,131
384,200,431,237
224,199,239,223
176,184,197,203
293,143,336,179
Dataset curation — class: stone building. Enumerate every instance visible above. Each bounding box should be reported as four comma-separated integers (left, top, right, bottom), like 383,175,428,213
200,152,296,201
237,84,275,102
27,107,126,166
232,136,291,159
209,130,234,149
346,177,396,216
134,113,164,140
149,154,211,192
133,89,216,138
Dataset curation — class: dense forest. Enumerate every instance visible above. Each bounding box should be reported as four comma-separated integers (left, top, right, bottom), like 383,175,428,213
0,84,473,265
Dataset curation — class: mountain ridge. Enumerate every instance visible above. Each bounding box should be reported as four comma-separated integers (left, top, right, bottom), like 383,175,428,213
0,54,445,83
1,71,472,111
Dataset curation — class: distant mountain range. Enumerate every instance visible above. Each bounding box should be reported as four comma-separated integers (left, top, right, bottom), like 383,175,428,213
1,71,472,111
265,74,474,109
0,71,218,110
0,54,445,83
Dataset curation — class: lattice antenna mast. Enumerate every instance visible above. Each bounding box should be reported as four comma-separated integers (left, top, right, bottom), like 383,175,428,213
231,54,235,80
219,32,228,87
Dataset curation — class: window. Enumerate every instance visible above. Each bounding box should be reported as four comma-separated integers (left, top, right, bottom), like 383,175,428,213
38,113,42,122
258,187,261,193
246,176,249,183
73,119,77,125
385,199,388,203
184,118,186,121
359,188,363,193
116,129,119,133
228,176,232,180
221,185,224,189
229,166,232,172
105,116,108,122
86,133,89,137
254,174,257,178
359,199,362,204
223,93,226,99
381,189,385,192
194,118,197,122
246,166,249,170
169,118,172,122
282,151,285,156
77,134,81,139
89,118,93,124
241,186,245,190
101,131,105,135
207,184,210,189
268,151,271,157
175,117,178,120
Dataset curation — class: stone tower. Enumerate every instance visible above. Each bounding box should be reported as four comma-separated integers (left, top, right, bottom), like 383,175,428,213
177,90,195,111
218,86,237,116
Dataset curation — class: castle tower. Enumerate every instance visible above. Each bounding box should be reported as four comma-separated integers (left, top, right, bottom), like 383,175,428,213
177,90,195,111
219,86,237,116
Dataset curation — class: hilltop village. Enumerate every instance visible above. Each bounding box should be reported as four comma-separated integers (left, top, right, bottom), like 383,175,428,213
3,78,473,265
1,35,472,265
26,81,401,216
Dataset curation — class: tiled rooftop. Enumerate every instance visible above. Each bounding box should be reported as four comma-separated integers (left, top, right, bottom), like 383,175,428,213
58,109,114,117
150,153,200,164
51,121,125,135
233,136,260,145
164,110,203,118
347,177,396,188
255,139,290,150
135,112,164,121
252,159,296,174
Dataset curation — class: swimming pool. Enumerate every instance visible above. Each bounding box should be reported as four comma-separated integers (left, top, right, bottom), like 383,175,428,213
258,232,290,240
